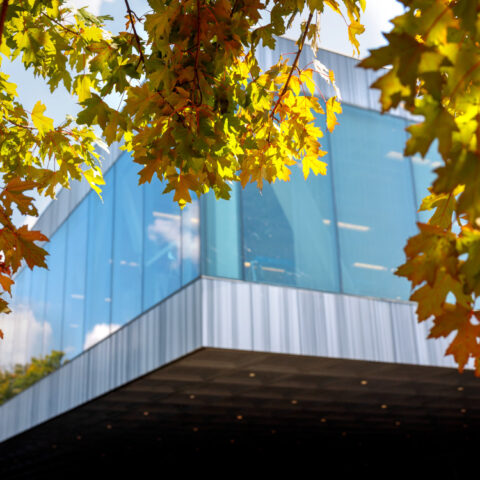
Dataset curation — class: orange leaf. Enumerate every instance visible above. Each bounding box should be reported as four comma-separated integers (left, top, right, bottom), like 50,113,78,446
0,273,14,295
16,226,49,270
1,178,39,216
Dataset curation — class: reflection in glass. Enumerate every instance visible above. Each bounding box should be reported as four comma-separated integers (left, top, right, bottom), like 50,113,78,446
28,262,47,362
241,164,340,291
43,224,67,355
63,201,88,359
410,140,442,223
111,154,143,326
0,276,20,369
202,185,242,279
329,104,417,300
143,182,181,310
181,198,200,284
84,168,115,350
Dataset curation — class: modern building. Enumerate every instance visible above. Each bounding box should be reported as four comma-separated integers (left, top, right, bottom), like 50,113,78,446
1,39,478,477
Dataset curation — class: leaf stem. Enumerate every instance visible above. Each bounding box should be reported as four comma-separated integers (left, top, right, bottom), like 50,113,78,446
270,11,313,119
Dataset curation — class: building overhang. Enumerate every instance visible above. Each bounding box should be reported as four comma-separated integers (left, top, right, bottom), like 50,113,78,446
1,346,479,477
1,277,476,476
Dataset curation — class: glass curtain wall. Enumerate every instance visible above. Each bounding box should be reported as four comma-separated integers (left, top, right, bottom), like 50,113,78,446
202,103,436,301
0,152,200,369
0,103,441,370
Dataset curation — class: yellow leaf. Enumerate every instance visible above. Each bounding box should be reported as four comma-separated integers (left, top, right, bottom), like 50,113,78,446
31,101,54,136
302,155,327,179
76,76,92,103
326,96,342,132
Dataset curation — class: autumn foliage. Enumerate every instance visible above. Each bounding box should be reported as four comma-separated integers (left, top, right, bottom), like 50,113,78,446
3,0,480,377
361,0,480,374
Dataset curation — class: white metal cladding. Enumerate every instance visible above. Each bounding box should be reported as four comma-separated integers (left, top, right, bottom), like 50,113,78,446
200,277,456,368
0,277,459,443
0,280,203,443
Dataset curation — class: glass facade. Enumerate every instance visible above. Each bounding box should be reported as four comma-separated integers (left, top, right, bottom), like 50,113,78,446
0,152,200,367
0,103,438,369
202,103,435,300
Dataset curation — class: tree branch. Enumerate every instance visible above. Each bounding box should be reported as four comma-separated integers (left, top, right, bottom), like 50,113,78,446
193,0,203,107
124,0,146,67
270,11,313,118
0,0,9,46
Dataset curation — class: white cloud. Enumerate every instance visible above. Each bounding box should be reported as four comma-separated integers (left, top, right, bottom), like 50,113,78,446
386,151,404,161
0,305,52,370
83,322,121,350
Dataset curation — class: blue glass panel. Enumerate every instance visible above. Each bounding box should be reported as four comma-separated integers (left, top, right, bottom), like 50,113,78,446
111,154,143,326
16,267,32,365
202,184,242,279
143,182,181,310
411,141,443,223
329,104,417,300
241,163,340,291
63,201,88,359
27,264,47,361
84,168,115,350
43,224,67,355
181,198,200,284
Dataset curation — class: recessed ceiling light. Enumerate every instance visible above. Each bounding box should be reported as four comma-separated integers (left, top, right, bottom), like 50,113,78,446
457,386,464,392
189,394,196,399
236,415,243,420
291,399,298,405
381,404,388,409
249,372,256,378
360,380,368,385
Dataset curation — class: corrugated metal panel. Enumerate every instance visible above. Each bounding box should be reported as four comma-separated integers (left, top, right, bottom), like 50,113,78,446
201,277,457,369
0,280,202,443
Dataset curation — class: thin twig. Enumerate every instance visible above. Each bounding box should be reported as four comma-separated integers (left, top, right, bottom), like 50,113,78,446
0,0,9,46
42,13,80,36
124,0,146,67
193,0,203,107
7,119,34,130
230,0,239,18
270,11,313,118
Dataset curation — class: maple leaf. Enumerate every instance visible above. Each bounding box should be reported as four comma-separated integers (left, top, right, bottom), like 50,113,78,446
15,226,49,270
0,274,14,295
325,96,341,132
1,178,39,216
31,101,54,137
